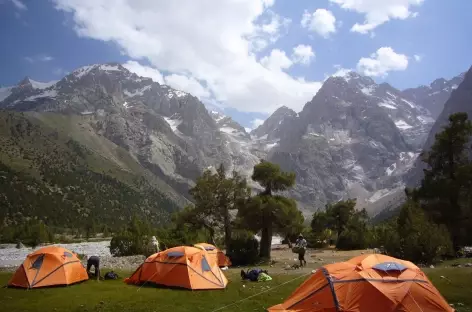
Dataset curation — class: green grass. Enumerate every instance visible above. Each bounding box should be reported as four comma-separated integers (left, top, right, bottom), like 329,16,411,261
0,262,471,312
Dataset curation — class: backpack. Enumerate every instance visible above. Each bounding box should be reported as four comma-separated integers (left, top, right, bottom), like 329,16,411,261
104,271,119,280
257,272,272,282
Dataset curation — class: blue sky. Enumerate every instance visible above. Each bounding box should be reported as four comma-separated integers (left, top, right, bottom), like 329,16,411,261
1,0,471,128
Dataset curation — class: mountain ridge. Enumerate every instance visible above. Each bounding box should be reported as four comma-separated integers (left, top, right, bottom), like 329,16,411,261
0,63,468,223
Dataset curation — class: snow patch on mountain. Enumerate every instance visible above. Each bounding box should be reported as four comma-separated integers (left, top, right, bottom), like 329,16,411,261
124,85,151,97
30,79,58,90
123,101,133,109
266,141,279,150
378,101,397,109
99,64,121,72
162,86,188,99
73,65,99,79
384,151,420,177
210,111,226,122
367,188,399,203
386,163,397,176
400,98,416,108
220,127,245,137
361,86,374,96
417,115,435,124
0,87,12,102
164,115,182,133
24,90,58,101
394,120,413,130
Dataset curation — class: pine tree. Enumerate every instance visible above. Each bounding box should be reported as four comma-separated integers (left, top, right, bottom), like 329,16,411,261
182,164,250,247
237,160,299,259
312,199,369,249
418,112,472,250
325,199,357,242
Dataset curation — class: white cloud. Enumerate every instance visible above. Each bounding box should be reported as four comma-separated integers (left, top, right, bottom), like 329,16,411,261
248,10,291,52
261,11,291,35
292,44,315,65
414,54,423,62
357,47,409,77
54,0,322,113
330,0,425,34
251,118,265,129
245,127,252,133
24,54,54,63
328,65,353,80
11,0,27,10
260,49,293,71
122,60,164,84
165,74,211,99
39,55,54,62
301,9,336,38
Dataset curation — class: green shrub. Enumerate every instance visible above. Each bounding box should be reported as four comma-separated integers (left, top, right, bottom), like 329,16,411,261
0,220,54,247
226,230,259,266
382,201,454,264
336,228,369,250
305,232,329,249
109,232,155,257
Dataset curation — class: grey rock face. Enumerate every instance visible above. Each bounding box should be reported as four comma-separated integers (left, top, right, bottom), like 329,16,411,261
265,74,414,211
405,66,472,187
0,63,231,203
251,106,297,140
402,73,465,119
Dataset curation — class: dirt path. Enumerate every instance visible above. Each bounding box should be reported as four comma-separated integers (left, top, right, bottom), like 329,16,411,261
229,245,373,275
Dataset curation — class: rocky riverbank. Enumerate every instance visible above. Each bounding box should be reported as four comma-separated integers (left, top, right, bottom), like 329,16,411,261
0,241,112,269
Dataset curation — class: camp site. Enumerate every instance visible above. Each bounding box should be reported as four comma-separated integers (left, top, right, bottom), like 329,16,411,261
1,239,472,311
2,125,472,311
2,127,472,311
2,1,472,311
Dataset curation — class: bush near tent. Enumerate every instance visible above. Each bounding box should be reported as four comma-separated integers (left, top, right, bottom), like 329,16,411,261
226,231,259,266
269,254,454,312
194,243,232,267
8,246,88,289
124,246,228,290
110,233,155,257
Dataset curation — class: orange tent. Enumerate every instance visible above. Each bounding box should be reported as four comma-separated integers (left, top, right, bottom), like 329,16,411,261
125,246,228,290
8,246,88,289
269,254,453,312
194,243,232,267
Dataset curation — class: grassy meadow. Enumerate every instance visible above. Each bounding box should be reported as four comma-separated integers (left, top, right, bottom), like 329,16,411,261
0,259,471,312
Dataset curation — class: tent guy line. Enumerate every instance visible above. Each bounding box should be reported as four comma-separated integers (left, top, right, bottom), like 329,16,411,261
210,272,312,312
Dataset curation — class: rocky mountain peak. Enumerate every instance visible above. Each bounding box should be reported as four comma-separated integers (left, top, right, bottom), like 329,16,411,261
402,71,465,119
328,70,376,88
17,77,33,88
272,105,297,117
430,78,448,90
13,77,57,91
251,106,297,140
310,70,436,149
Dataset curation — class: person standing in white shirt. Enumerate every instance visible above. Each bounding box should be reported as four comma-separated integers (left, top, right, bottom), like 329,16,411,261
295,234,307,267
151,236,160,253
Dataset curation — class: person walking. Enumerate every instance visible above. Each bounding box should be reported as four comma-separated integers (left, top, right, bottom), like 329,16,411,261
151,236,160,253
86,255,101,280
295,234,307,267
